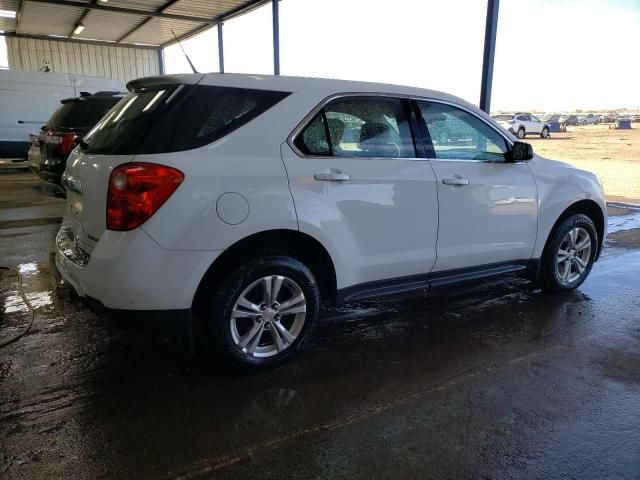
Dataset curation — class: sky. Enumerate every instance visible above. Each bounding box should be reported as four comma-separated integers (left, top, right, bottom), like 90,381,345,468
2,0,639,111
164,0,640,112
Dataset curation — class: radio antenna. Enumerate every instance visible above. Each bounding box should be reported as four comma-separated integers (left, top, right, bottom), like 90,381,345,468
171,29,198,74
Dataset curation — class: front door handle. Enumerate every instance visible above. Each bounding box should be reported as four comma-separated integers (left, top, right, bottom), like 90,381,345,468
442,176,469,186
314,170,351,182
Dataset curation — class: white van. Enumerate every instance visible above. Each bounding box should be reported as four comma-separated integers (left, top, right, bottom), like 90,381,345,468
0,69,124,159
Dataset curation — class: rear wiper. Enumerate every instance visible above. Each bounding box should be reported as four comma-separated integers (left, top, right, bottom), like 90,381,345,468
75,137,90,150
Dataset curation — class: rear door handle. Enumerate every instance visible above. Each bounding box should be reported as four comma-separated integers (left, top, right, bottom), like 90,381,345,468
442,177,469,186
314,170,351,182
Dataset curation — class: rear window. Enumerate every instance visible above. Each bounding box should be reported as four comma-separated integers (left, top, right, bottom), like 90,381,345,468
47,103,86,131
47,99,119,131
82,85,290,155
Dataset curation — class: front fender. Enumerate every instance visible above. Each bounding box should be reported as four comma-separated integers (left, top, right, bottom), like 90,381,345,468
528,157,607,259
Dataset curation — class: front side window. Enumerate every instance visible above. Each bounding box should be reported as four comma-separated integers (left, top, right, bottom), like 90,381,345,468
417,101,508,162
294,96,415,158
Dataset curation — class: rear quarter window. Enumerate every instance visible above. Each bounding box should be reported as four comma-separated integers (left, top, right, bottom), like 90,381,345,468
83,85,290,155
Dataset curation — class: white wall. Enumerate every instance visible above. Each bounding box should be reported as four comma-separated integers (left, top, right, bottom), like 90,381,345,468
6,36,159,82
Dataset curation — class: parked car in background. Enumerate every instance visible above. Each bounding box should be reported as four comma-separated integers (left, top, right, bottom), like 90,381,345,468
0,69,124,161
602,114,618,123
632,115,640,123
563,115,581,126
493,112,551,138
38,91,122,196
55,73,606,371
582,114,601,125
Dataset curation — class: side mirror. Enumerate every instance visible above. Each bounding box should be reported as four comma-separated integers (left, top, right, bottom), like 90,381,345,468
509,141,534,162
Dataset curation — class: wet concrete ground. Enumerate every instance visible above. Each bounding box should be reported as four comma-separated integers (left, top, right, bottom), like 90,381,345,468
1,171,640,479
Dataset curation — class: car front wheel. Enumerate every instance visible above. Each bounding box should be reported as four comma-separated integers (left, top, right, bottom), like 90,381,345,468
517,127,526,139
538,214,598,292
206,255,320,372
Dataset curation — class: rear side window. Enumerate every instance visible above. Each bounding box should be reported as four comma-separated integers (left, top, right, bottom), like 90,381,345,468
83,85,290,155
294,113,330,156
294,96,415,158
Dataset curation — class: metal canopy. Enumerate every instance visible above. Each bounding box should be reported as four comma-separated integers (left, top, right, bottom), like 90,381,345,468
1,0,500,109
0,0,270,47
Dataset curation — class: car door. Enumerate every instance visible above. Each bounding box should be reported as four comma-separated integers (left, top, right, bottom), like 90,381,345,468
414,100,538,272
281,95,439,290
529,114,543,133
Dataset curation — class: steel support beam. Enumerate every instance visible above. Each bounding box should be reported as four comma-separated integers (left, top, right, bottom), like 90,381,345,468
15,1,26,34
217,23,225,73
272,0,280,75
0,31,160,50
158,0,270,48
158,49,165,74
27,0,218,24
117,0,181,44
68,0,97,38
479,0,500,113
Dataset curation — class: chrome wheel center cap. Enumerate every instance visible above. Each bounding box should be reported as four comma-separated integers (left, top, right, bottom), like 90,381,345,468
262,309,276,323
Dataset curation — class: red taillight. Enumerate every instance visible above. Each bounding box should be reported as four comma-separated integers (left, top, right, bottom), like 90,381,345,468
47,131,77,156
107,162,184,231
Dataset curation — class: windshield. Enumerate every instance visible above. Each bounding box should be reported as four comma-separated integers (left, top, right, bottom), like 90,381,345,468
83,85,290,155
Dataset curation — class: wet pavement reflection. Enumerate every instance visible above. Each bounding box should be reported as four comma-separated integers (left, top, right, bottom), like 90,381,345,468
1,173,640,479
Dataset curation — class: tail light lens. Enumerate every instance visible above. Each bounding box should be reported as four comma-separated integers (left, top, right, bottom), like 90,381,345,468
46,131,77,157
107,162,184,231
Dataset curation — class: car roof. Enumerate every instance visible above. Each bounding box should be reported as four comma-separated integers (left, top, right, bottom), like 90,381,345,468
127,72,471,108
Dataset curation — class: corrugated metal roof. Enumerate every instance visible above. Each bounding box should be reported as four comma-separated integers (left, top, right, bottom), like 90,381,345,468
19,2,82,36
1,0,269,47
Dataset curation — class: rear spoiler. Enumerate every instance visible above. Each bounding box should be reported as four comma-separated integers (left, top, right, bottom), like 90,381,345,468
60,91,126,103
126,74,205,92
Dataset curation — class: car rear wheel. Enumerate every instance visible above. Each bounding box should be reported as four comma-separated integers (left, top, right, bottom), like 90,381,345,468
517,127,526,139
540,127,549,138
537,214,598,292
205,256,320,372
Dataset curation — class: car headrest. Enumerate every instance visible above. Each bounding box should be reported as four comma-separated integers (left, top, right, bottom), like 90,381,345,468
359,122,390,143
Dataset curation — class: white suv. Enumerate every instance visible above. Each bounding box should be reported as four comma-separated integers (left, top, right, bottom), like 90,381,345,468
56,74,606,371
493,112,551,139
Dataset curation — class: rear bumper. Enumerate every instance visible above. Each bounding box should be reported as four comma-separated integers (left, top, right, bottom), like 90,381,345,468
55,224,222,311
82,295,191,335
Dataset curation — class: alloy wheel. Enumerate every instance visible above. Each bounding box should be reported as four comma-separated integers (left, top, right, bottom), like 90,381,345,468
230,275,307,358
556,227,592,285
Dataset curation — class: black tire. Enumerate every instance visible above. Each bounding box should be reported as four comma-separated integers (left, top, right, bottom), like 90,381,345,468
517,127,526,139
540,127,550,138
204,256,320,373
537,214,598,292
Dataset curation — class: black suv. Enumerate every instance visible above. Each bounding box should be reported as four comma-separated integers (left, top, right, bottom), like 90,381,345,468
38,91,123,196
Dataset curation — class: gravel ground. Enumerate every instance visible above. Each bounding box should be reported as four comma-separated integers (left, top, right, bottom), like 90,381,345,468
527,124,640,203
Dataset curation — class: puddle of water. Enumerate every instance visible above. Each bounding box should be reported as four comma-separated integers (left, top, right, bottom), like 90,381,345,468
3,291,52,314
607,203,640,234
